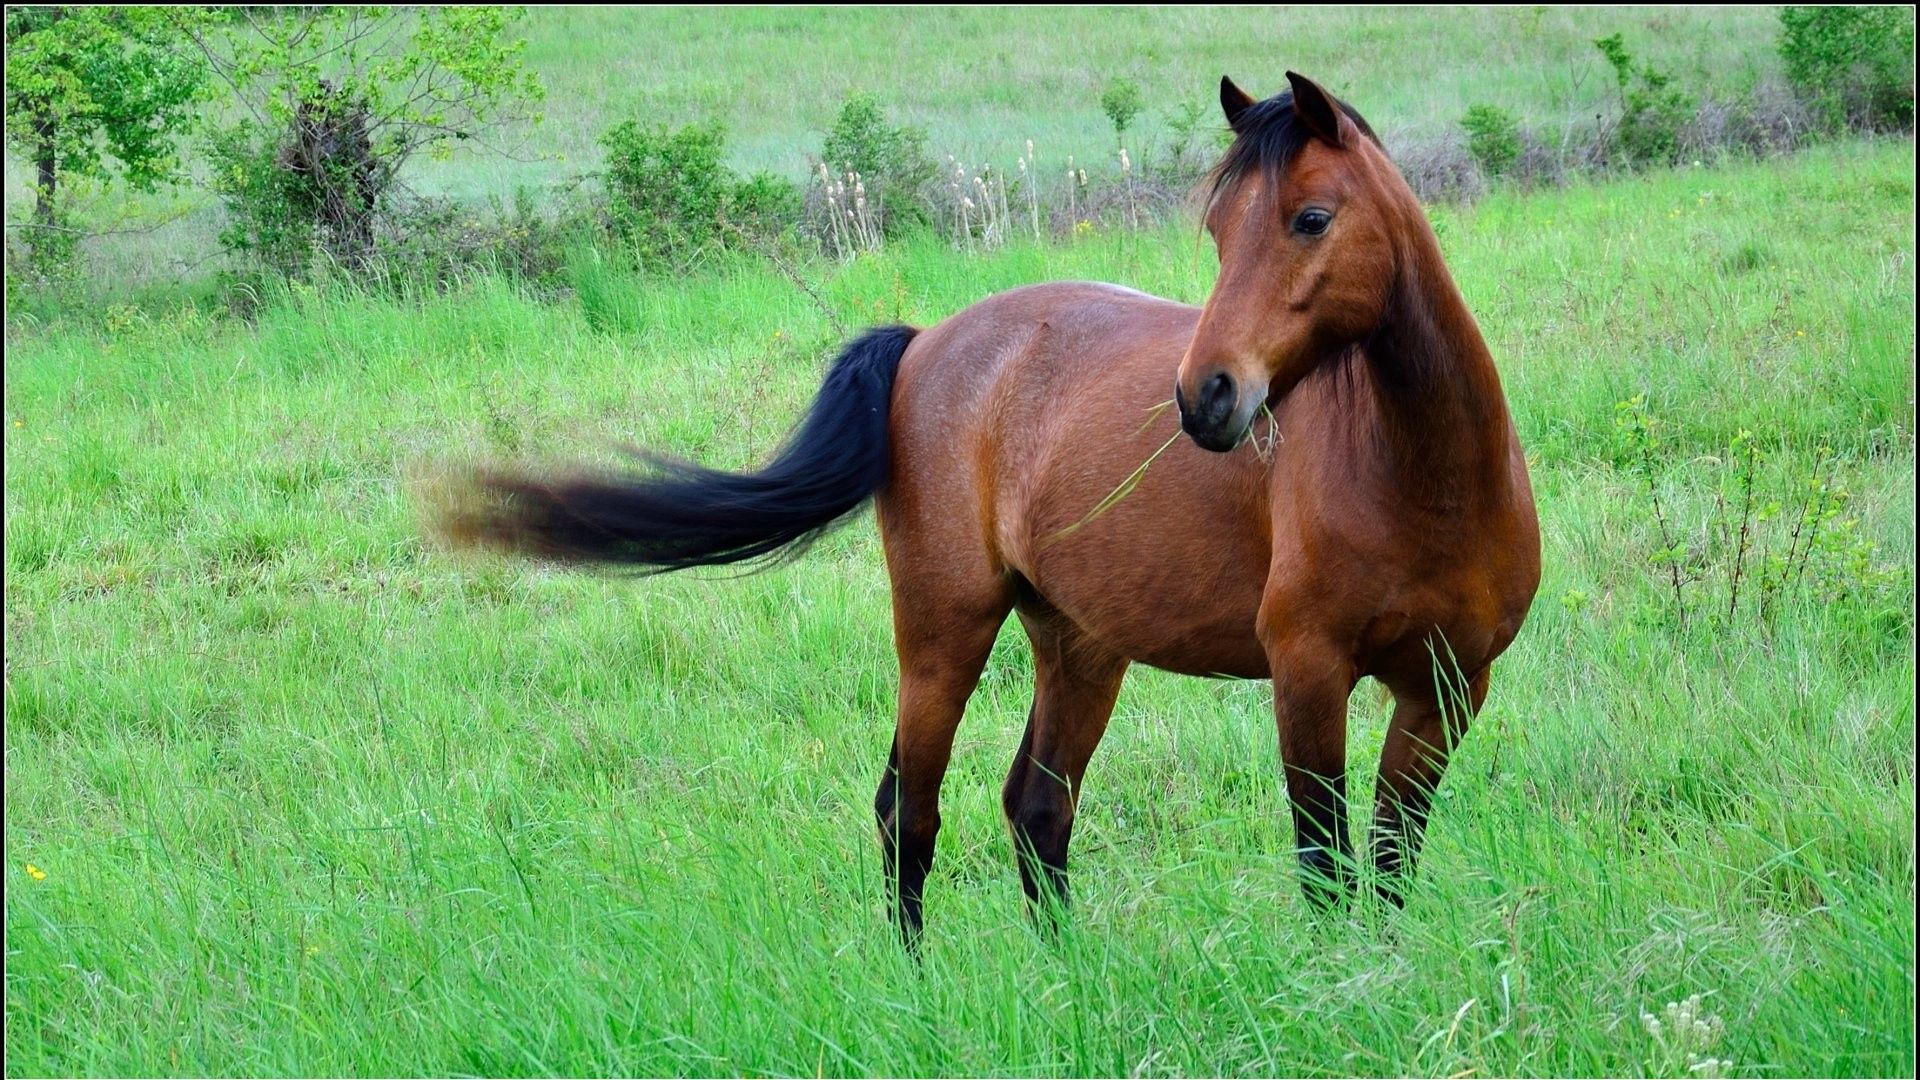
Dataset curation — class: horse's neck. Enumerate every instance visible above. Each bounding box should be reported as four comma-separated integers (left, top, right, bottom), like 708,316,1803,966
1351,236,1516,508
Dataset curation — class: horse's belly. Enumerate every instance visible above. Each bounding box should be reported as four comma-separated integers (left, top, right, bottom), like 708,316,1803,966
1087,594,1270,679
1009,430,1274,679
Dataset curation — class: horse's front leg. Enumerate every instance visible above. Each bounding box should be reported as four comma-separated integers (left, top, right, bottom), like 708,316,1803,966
1369,665,1490,906
1266,633,1358,909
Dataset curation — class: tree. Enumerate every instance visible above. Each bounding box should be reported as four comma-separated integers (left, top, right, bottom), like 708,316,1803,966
188,6,544,274
3,6,208,266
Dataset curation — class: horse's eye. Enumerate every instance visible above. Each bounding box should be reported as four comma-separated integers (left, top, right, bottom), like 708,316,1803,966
1294,209,1333,236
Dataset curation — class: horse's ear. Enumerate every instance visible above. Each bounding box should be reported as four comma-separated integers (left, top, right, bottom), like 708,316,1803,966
1285,70,1347,148
1220,75,1256,134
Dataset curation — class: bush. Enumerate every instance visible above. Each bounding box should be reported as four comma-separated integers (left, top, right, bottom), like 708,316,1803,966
730,170,805,239
1595,33,1692,168
1461,104,1522,178
375,186,593,292
1397,134,1488,203
209,122,325,280
1157,98,1227,183
1681,83,1812,163
1100,77,1145,144
818,93,936,235
601,120,798,268
1779,6,1916,132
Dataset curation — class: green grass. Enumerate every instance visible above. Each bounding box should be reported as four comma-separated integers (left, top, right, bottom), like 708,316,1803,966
5,5,1794,290
5,140,1915,1076
493,5,1786,185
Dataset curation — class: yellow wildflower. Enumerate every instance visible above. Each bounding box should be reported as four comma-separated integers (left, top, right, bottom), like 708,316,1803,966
25,863,46,881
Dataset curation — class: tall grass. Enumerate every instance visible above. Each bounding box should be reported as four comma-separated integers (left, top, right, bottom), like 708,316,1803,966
4,141,1914,1077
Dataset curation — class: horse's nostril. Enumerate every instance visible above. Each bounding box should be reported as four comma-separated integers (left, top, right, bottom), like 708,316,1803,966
1200,371,1236,423
1178,369,1239,445
1206,371,1232,403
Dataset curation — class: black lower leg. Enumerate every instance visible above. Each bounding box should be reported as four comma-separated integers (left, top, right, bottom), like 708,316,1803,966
875,743,938,946
1369,787,1432,907
1288,770,1354,910
1003,729,1074,926
1368,675,1483,909
1009,807,1072,917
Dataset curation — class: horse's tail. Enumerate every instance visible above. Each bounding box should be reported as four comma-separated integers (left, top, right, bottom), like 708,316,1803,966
431,324,917,571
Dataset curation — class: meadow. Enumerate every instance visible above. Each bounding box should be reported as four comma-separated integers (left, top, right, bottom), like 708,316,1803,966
5,5,1917,1078
5,133,1915,1074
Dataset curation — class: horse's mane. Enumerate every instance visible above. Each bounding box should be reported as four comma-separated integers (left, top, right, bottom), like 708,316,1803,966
1205,89,1383,216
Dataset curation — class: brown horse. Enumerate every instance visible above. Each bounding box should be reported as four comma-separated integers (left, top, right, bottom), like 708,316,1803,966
436,72,1541,943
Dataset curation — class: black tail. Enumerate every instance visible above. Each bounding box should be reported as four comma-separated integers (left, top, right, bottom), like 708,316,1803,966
435,325,918,571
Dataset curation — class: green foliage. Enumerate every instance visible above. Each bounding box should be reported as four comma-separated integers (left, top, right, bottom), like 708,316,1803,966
1779,6,1916,132
1099,76,1145,143
1594,33,1692,168
207,123,322,281
197,6,544,274
819,93,936,235
2,6,209,268
376,186,594,291
1613,396,1905,632
1460,103,1522,178
729,170,805,238
601,120,798,268
601,120,731,263
1160,97,1227,178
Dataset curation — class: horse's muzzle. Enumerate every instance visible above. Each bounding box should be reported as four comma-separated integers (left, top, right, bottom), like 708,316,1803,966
1176,371,1247,453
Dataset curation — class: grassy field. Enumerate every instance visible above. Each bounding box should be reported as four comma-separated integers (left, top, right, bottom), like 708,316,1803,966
5,6,1794,290
5,127,1915,1077
497,5,1787,184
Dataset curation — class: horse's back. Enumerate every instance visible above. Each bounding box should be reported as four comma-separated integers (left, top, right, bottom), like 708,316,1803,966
886,280,1202,498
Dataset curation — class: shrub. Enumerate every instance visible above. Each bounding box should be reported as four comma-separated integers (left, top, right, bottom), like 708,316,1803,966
602,120,731,261
819,93,936,235
1595,33,1693,168
1779,6,1916,132
601,120,798,268
1100,76,1145,145
1680,84,1812,164
1397,134,1488,203
375,186,594,292
1460,104,1522,178
730,170,805,240
1159,98,1223,182
209,123,323,280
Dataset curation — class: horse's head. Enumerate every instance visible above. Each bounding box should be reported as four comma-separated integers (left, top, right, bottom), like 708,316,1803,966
1175,72,1410,452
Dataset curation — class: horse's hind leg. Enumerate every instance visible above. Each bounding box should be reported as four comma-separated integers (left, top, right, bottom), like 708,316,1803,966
1001,606,1128,924
874,560,1012,946
1368,665,1490,905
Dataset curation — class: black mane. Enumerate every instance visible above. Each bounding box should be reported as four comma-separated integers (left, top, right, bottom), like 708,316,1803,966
1206,89,1382,214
